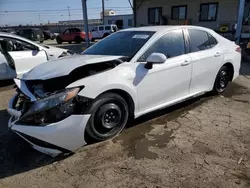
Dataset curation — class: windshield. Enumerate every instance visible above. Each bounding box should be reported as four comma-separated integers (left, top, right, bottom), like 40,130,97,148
83,31,155,59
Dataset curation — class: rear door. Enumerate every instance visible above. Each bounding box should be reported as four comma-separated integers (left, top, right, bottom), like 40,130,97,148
2,37,48,77
98,26,104,38
70,28,81,40
187,29,223,94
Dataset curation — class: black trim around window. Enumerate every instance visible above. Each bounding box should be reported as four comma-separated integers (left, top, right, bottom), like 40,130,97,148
148,7,162,25
171,5,187,20
199,2,218,22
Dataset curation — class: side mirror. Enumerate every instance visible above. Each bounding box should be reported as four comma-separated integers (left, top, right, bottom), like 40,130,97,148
145,53,167,69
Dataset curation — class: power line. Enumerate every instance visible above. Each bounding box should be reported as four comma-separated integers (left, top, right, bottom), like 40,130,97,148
2,0,51,4
0,7,131,13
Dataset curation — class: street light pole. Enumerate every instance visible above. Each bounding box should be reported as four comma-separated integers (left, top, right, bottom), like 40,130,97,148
81,0,90,48
67,6,71,21
102,0,105,24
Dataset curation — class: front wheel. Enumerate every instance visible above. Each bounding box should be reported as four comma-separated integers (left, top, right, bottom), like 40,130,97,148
85,93,129,141
212,66,230,94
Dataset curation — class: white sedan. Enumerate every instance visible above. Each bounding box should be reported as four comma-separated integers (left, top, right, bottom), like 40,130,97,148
7,26,241,156
0,32,72,80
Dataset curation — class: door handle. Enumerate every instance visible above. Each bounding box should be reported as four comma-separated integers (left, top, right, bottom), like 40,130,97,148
181,60,190,66
214,52,221,57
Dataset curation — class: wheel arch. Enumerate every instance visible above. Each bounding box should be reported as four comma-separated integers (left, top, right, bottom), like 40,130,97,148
97,89,135,118
222,62,234,81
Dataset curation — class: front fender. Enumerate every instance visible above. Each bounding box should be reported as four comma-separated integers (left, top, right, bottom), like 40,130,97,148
66,70,138,114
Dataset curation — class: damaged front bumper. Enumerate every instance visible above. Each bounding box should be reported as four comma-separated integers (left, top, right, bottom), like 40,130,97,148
8,91,90,157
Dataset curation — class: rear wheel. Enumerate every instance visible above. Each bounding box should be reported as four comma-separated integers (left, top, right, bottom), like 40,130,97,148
102,33,109,38
68,41,72,44
56,37,62,44
85,93,129,141
74,36,82,44
212,66,231,94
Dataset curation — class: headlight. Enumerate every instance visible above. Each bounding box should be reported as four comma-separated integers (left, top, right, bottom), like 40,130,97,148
21,87,79,119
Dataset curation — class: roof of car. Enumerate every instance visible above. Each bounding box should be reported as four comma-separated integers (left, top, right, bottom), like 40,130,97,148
124,25,212,32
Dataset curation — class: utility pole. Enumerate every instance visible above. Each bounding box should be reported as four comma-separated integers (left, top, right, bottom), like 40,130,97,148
81,0,90,48
102,0,105,24
38,13,41,24
67,6,71,20
235,0,245,44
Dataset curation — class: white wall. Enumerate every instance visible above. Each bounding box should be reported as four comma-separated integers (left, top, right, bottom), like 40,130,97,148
136,0,239,30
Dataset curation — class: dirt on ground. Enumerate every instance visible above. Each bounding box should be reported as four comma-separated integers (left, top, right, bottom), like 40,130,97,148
0,66,250,188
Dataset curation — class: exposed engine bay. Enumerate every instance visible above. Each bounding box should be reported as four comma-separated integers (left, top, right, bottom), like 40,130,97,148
26,59,123,99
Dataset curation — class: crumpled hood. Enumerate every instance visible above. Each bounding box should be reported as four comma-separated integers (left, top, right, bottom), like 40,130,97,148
21,54,124,80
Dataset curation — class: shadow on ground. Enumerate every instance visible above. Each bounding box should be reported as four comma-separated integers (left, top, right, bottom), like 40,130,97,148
0,93,211,179
0,109,62,179
0,80,245,179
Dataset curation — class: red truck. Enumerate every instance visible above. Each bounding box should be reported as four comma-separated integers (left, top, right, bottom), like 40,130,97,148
56,28,92,44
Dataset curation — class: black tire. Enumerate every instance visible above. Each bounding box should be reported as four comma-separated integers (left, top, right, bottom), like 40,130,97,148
102,33,109,38
212,66,231,94
85,93,129,141
91,38,95,42
68,41,72,44
56,37,62,44
40,40,43,43
74,36,82,44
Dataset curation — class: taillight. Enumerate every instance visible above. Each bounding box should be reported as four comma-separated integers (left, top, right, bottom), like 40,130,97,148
236,46,241,53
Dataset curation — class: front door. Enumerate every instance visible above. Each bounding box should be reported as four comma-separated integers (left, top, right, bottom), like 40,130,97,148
135,30,192,113
2,37,48,77
187,29,223,94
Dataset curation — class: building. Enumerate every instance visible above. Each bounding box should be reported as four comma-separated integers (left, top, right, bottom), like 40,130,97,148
100,9,116,19
134,0,250,36
104,14,134,29
58,19,102,25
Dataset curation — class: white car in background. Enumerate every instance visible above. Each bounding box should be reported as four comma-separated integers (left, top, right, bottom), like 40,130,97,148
91,24,118,41
0,32,72,80
8,26,241,156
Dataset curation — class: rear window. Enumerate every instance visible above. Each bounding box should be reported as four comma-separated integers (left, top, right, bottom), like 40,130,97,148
105,26,111,30
188,29,211,52
73,28,81,32
33,29,43,35
208,33,218,48
20,29,30,34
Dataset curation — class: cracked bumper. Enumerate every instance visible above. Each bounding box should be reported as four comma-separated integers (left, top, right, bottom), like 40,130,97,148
8,93,90,157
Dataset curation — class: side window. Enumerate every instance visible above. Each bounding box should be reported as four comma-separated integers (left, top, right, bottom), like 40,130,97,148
138,30,185,62
1,37,37,51
99,26,104,31
63,29,69,34
208,34,218,48
105,26,111,31
188,29,211,52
